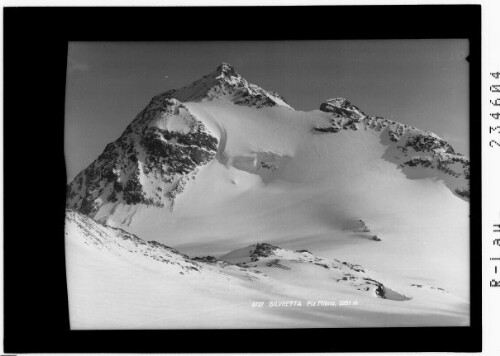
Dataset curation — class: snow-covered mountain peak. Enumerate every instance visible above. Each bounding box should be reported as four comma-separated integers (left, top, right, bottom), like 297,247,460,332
67,61,469,233
214,62,238,78
154,63,293,109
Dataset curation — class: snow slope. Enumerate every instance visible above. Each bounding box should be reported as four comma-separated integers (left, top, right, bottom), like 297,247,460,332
66,210,468,329
66,63,470,327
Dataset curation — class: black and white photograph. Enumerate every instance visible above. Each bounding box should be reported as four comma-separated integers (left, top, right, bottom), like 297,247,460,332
3,4,491,354
64,40,470,329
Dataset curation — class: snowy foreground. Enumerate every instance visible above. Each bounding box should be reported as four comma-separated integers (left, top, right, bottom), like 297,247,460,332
66,210,468,329
66,63,470,328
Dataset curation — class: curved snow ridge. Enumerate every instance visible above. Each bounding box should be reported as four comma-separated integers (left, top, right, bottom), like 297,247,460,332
65,209,203,274
219,243,412,301
67,209,269,282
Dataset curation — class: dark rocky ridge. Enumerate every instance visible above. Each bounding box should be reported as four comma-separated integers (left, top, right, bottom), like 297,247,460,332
249,243,280,261
315,99,470,200
319,98,366,119
67,98,218,217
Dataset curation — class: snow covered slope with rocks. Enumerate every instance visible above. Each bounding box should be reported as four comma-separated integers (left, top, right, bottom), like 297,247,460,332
66,63,293,217
66,210,468,329
67,63,469,219
66,63,470,328
315,97,469,199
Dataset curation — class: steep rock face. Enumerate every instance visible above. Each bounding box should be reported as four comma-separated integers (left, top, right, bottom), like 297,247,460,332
66,98,218,217
155,63,292,109
316,100,470,200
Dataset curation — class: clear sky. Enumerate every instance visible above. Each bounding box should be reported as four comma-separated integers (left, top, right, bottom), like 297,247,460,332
65,40,469,181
